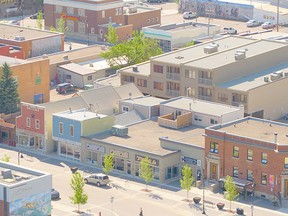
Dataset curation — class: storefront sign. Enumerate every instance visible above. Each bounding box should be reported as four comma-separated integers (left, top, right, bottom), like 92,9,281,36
180,156,201,166
135,155,159,166
0,0,15,4
86,143,105,153
269,175,275,188
207,154,220,160
61,13,79,21
110,149,128,159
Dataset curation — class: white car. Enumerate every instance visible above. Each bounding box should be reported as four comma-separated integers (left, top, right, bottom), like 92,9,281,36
246,20,260,27
183,11,197,19
261,22,275,29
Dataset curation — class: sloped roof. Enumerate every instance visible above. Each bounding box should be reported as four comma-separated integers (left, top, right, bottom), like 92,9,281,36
115,110,144,126
114,83,143,99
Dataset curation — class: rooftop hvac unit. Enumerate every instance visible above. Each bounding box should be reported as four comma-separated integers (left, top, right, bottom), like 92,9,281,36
111,125,128,137
275,71,283,78
129,7,137,13
14,36,25,41
270,73,280,81
263,76,269,82
204,43,219,54
234,50,246,60
132,66,138,72
284,72,288,77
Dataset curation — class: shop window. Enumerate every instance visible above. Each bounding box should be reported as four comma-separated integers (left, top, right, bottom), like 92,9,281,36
247,170,253,181
165,166,179,179
247,149,253,161
26,117,31,127
210,142,218,154
233,166,239,178
69,125,74,137
59,122,63,134
261,152,267,164
35,119,40,129
233,146,239,158
261,173,267,185
66,20,74,32
285,157,288,169
60,143,66,154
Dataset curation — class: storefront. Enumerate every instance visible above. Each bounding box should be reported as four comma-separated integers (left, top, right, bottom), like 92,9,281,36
17,130,45,152
56,138,81,161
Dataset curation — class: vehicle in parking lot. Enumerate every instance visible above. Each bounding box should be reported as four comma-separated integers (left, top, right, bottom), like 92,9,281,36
56,83,76,94
51,188,60,200
261,22,275,29
183,11,197,19
84,173,110,186
147,0,162,3
246,20,260,27
223,27,237,34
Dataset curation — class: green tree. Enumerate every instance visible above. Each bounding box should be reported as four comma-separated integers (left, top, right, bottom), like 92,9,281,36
36,10,43,30
102,152,114,175
180,164,195,201
0,63,20,114
69,172,88,213
184,40,195,48
105,24,118,45
1,154,11,162
139,156,153,191
224,175,239,211
50,16,68,33
101,30,162,69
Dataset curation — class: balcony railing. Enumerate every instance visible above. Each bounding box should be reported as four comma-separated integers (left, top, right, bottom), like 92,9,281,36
167,89,180,97
166,73,180,80
158,112,192,129
198,78,212,85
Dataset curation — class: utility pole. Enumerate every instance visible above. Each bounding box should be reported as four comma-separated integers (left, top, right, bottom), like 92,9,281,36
276,0,280,32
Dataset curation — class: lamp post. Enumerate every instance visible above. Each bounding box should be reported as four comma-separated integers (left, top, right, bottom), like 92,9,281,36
276,0,280,32
17,152,23,165
251,201,254,216
110,196,114,216
85,17,89,46
202,168,206,215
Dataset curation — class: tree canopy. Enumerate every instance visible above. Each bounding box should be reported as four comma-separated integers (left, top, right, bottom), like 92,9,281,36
180,164,195,200
139,156,153,190
105,24,118,45
36,10,43,30
101,31,163,69
102,152,114,175
0,63,20,114
50,16,68,33
224,175,239,211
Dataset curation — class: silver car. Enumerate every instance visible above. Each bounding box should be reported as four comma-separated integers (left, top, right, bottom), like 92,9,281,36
84,173,110,186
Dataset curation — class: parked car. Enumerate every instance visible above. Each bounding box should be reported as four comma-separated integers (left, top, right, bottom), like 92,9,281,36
223,27,237,35
261,22,275,29
147,0,162,3
56,83,76,94
183,11,197,19
8,20,20,25
51,188,60,200
84,173,110,186
246,20,260,27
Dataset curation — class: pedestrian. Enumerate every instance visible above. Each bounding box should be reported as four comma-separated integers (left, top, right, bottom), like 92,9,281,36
69,44,72,50
139,208,143,216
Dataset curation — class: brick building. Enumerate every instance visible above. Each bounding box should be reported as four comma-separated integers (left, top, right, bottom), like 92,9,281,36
204,117,288,202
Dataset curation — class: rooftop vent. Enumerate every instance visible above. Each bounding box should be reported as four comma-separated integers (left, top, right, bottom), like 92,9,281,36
89,63,94,67
270,71,283,81
204,43,219,54
175,56,184,59
63,55,69,60
234,49,246,60
129,7,137,13
132,66,138,72
263,76,269,82
14,36,25,41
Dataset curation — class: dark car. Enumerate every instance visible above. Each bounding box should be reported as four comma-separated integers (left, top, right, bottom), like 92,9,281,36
30,13,44,19
56,83,76,94
51,188,60,200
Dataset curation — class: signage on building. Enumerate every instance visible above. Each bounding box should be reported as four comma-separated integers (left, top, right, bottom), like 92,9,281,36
135,155,159,166
110,149,128,159
86,143,105,153
35,74,41,85
269,175,275,188
61,13,79,21
180,156,201,166
0,0,15,4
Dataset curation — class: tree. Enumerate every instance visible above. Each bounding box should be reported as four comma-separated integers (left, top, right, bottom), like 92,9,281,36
50,16,68,33
0,63,20,114
69,172,88,213
1,154,11,162
36,10,43,30
139,156,153,191
101,30,162,69
105,24,118,45
180,164,195,201
184,40,195,48
102,152,114,175
224,175,239,212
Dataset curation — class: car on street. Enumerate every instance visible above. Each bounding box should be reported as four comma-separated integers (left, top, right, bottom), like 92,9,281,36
223,27,237,35
56,83,77,94
84,173,110,186
147,0,162,3
261,22,275,29
183,11,197,19
8,20,20,25
246,20,260,27
51,188,60,200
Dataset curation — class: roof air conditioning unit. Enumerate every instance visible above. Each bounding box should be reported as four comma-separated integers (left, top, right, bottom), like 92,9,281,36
111,125,128,137
89,63,94,67
270,73,280,81
234,50,246,60
132,66,138,72
263,76,269,82
204,43,219,54
284,72,288,77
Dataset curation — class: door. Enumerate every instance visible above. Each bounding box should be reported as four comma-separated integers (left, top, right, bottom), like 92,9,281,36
126,160,131,175
210,163,218,180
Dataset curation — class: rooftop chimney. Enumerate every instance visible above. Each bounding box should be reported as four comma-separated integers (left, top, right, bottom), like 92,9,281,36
274,132,278,143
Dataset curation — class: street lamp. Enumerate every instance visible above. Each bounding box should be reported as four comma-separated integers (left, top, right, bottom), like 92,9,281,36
276,0,280,32
17,152,24,165
202,168,206,215
110,196,114,216
251,201,254,216
85,17,89,45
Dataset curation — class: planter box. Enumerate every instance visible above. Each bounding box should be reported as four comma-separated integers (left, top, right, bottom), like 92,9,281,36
217,202,225,210
193,197,201,204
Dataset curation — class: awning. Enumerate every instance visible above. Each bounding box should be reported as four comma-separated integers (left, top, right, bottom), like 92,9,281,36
219,177,253,188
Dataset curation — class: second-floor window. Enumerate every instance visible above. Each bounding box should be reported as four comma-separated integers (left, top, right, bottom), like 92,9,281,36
137,78,147,87
261,152,267,164
59,122,63,134
247,170,253,181
285,157,288,169
102,11,105,18
67,7,74,15
70,125,74,137
210,142,218,154
247,149,253,161
261,173,267,185
55,5,62,13
185,69,195,78
233,146,239,158
35,119,40,129
87,75,92,81
154,65,163,73
78,8,85,16
233,166,239,178
26,117,31,127
153,81,163,90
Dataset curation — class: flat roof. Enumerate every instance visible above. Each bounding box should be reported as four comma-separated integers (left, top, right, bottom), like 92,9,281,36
79,58,111,70
210,117,288,144
124,5,160,14
0,24,63,41
122,96,165,106
219,62,288,91
0,55,27,66
120,61,151,76
161,97,241,116
184,40,288,69
54,109,107,121
88,119,205,155
95,74,121,87
58,63,96,76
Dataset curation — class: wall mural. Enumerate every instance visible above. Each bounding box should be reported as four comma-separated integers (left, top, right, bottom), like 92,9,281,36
9,191,51,216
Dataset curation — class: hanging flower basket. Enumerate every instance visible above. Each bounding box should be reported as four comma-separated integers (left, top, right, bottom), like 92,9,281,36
217,202,225,210
193,197,201,204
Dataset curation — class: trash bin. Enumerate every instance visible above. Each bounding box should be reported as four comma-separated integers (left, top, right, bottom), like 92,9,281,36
236,208,244,215
70,167,78,174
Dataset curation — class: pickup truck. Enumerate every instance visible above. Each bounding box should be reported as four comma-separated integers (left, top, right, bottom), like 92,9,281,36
223,27,237,35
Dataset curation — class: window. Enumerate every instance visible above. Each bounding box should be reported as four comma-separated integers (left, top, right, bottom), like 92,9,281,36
217,93,228,102
165,166,179,179
119,8,122,15
153,81,163,90
35,119,40,129
194,115,202,122
26,117,31,127
66,20,74,32
285,157,288,169
233,146,239,158
122,106,129,112
78,8,85,16
154,65,163,73
123,75,134,82
102,11,105,18
210,119,218,124
66,74,71,79
137,78,147,87
247,170,253,181
69,125,74,137
247,149,253,161
185,87,195,96
91,27,95,34
167,66,180,74
210,142,218,154
147,18,150,23
233,166,239,178
59,122,63,134
185,69,195,78
55,5,62,13
67,7,74,15
78,22,86,33
261,173,267,185
87,75,92,81
261,152,267,164
116,8,119,15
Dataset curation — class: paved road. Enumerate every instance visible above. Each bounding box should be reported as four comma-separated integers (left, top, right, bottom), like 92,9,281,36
1,146,288,216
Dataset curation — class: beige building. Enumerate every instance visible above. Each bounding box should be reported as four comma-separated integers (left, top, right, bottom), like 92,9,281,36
119,36,288,120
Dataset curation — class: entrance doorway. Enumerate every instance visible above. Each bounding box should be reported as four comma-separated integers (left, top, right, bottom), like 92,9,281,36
126,160,131,175
210,163,218,180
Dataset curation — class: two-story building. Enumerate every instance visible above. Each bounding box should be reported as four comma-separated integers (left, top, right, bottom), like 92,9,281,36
205,117,288,202
119,36,288,120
